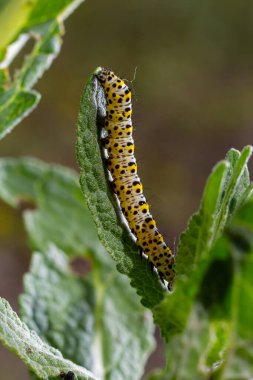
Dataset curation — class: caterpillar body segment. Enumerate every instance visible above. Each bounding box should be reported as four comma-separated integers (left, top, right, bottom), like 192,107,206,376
95,67,175,290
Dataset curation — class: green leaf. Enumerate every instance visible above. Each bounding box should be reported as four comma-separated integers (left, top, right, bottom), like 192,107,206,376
152,160,228,341
20,245,96,370
220,258,253,380
0,157,155,380
153,146,252,341
0,157,47,206
150,304,230,380
0,297,97,380
149,147,253,380
0,0,84,60
0,0,84,139
212,196,253,379
76,71,165,309
0,89,40,138
0,157,99,254
20,244,155,380
24,165,100,255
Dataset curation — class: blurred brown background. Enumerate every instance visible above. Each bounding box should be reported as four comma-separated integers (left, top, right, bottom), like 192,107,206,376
1,0,253,378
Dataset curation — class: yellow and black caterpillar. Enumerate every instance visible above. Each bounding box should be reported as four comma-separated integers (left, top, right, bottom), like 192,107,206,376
96,67,175,290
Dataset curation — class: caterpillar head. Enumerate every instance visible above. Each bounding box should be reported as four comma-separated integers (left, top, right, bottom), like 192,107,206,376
95,67,116,84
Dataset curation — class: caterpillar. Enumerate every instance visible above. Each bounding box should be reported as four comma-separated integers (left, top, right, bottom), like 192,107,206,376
95,67,175,290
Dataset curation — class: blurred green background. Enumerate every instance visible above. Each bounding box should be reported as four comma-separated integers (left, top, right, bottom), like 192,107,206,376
1,0,253,378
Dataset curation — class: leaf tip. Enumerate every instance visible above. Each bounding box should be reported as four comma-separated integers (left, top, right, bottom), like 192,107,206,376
243,144,253,156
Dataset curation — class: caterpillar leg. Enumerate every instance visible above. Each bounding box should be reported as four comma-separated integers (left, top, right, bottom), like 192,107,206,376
107,177,116,189
101,137,109,147
158,271,165,285
149,262,155,273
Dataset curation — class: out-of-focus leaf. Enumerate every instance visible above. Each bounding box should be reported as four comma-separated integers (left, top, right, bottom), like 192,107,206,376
149,303,229,380
153,146,252,340
20,245,155,380
148,147,253,380
0,0,84,139
0,297,97,380
0,157,155,380
76,70,165,309
20,245,95,371
0,157,46,206
0,0,83,58
0,158,98,254
24,165,100,255
213,195,253,379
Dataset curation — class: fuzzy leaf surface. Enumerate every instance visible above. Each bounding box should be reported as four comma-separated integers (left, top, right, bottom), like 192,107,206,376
0,297,97,380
